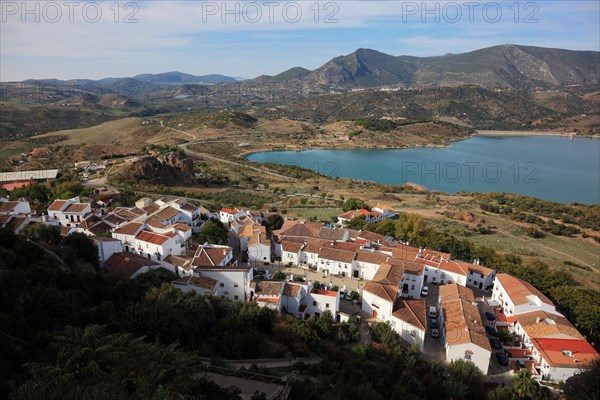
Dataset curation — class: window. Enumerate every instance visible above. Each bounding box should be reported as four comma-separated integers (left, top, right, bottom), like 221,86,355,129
220,283,224,287
326,303,330,308
234,284,238,287
411,285,415,290
234,295,239,300
313,301,317,306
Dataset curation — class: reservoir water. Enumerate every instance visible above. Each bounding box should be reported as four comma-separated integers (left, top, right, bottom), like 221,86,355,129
247,136,600,204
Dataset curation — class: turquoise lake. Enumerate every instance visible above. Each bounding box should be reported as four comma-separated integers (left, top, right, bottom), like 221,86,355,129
247,136,600,204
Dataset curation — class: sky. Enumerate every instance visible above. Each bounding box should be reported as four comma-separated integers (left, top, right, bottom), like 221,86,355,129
1,0,599,81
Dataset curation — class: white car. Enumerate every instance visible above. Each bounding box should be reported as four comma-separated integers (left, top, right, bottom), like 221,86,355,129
421,286,429,297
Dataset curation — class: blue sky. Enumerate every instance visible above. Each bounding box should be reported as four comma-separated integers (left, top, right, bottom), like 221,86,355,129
1,1,599,81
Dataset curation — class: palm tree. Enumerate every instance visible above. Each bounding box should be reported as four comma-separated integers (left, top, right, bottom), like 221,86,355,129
513,370,539,399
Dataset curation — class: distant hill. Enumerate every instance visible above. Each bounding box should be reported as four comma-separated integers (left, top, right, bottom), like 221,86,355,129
261,45,600,89
132,71,237,84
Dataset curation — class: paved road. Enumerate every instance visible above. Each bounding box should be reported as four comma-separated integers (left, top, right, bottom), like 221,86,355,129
204,372,283,400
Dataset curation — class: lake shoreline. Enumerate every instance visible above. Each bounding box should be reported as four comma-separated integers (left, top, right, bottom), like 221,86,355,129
476,130,597,138
247,136,600,204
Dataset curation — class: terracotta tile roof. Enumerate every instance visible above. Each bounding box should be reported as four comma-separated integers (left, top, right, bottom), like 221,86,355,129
439,283,491,351
169,222,191,232
391,244,419,261
281,240,303,253
0,201,19,212
332,241,362,251
0,214,11,225
338,209,369,220
144,216,166,229
385,258,424,275
48,199,68,211
355,250,388,265
192,245,232,267
103,213,127,226
363,263,404,302
87,221,112,236
438,260,468,276
113,207,146,221
439,282,476,303
253,280,284,296
155,206,181,221
274,220,322,238
392,298,427,330
310,288,338,297
467,263,495,277
113,222,144,236
63,203,89,213
515,310,584,340
318,227,347,240
496,273,554,307
135,230,174,246
318,247,356,263
283,282,302,297
358,230,389,244
531,338,598,368
220,207,238,215
164,255,192,268
143,203,160,214
106,252,159,277
5,216,27,233
172,275,217,291
257,297,281,303
249,231,270,246
181,203,197,212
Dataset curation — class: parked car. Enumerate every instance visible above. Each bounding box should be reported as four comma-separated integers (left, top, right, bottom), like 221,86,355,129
428,306,437,318
345,292,353,301
264,273,274,280
495,352,509,366
485,311,496,321
430,328,439,338
430,319,438,329
339,290,346,298
489,338,502,350
485,325,498,336
254,274,264,280
421,286,429,297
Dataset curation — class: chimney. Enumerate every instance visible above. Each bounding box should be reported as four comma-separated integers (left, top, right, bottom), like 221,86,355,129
536,317,541,324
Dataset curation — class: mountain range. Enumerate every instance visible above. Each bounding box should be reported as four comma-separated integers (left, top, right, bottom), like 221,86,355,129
256,44,600,89
12,44,599,91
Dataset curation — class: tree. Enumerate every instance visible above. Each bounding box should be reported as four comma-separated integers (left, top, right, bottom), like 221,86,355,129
273,270,286,280
488,386,516,400
564,358,600,400
264,214,284,233
198,219,228,245
342,198,368,212
62,232,100,268
15,324,240,400
513,370,539,399
446,359,486,400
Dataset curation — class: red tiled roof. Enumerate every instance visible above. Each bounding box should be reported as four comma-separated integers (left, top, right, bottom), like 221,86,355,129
220,207,238,215
192,245,232,267
496,274,554,307
392,298,427,331
0,201,19,212
48,199,68,211
113,222,144,236
63,203,90,213
531,338,598,368
106,252,159,277
310,288,338,297
135,230,173,245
